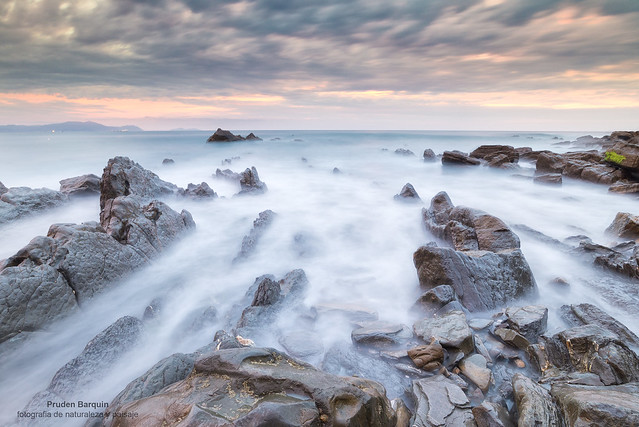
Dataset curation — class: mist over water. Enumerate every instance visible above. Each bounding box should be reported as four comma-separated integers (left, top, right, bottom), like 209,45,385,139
1,130,637,424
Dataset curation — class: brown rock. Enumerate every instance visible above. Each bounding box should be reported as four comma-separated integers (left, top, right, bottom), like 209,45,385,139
606,212,639,240
408,342,445,371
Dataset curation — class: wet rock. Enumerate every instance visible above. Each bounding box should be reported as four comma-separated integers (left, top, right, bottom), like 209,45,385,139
142,297,163,320
394,182,421,201
395,148,415,156
423,148,436,161
442,150,481,166
505,305,548,343
411,375,475,426
493,327,531,350
107,347,397,426
206,128,244,142
59,173,101,197
312,303,378,322
245,132,262,141
0,186,67,225
392,398,413,427
459,354,492,391
606,212,639,240
534,173,562,185
251,276,281,306
214,330,243,349
469,318,493,331
408,342,444,371
177,182,218,199
413,245,537,312
470,145,518,165
237,166,267,195
414,284,456,312
609,180,639,194
278,330,324,358
161,158,174,165
472,401,515,427
233,209,276,262
413,311,474,355
99,156,178,210
606,135,639,172
0,181,7,195
560,303,639,347
214,167,241,182
551,382,639,427
474,335,493,363
351,321,412,348
536,151,566,173
512,373,565,427
24,316,143,412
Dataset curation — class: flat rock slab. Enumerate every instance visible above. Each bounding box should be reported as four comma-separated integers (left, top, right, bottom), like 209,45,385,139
414,310,474,355
412,375,474,426
351,321,412,348
459,354,492,391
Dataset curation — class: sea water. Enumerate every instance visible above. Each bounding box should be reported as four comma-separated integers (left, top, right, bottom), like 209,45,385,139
0,130,637,423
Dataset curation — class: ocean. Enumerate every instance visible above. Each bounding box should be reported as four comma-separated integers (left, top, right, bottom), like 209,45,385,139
0,129,637,423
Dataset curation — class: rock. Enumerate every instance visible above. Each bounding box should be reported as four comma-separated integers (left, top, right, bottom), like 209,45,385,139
206,128,244,142
536,151,566,174
609,180,639,194
470,145,518,164
560,303,639,347
351,321,412,348
332,167,342,174
214,167,242,181
24,316,143,412
534,173,562,185
423,148,436,161
0,181,7,195
245,132,262,140
411,375,475,426
233,209,276,262
413,311,474,355
494,327,531,350
551,382,639,427
413,245,537,312
459,354,492,391
408,342,444,371
580,164,626,184
237,166,267,195
251,276,281,306
59,174,101,197
161,158,175,165
606,212,639,240
606,136,639,171
394,183,421,201
395,148,415,156
0,186,67,224
312,303,379,322
106,347,397,426
512,373,565,427
505,305,548,343
442,150,481,166
177,182,218,199
278,330,324,358
414,284,456,312
99,156,178,210
392,398,413,427
572,238,639,280
472,401,515,427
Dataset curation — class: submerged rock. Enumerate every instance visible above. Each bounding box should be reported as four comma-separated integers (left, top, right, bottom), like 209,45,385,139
105,347,397,426
394,182,421,201
609,180,639,194
214,167,242,182
233,209,276,262
59,173,101,197
395,148,415,156
177,182,218,199
161,158,175,165
442,150,481,166
237,166,267,195
423,148,436,161
0,186,67,225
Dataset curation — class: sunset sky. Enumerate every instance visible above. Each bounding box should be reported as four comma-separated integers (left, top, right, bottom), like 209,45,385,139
1,0,638,131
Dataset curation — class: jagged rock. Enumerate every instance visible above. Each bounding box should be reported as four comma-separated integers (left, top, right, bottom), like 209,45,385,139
505,305,548,343
413,311,474,355
24,316,143,412
606,135,639,172
0,181,7,195
394,183,421,201
609,180,639,194
206,128,244,142
395,148,415,156
408,342,444,371
534,173,562,185
59,174,101,197
459,354,492,391
413,245,537,312
536,152,566,173
245,132,262,140
560,303,639,347
551,382,639,427
237,166,267,195
0,186,67,225
572,238,639,280
214,168,242,181
178,182,217,199
233,209,276,262
470,145,518,165
99,156,178,210
351,321,412,348
512,373,565,426
606,212,639,240
251,277,281,306
105,347,397,427
414,284,456,312
411,375,475,426
423,148,436,161
442,150,481,166
494,327,531,350
472,401,515,427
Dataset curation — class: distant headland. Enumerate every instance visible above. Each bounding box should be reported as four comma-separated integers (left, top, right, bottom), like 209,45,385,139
0,121,143,132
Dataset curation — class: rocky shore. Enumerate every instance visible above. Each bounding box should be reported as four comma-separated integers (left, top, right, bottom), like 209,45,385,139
2,130,639,426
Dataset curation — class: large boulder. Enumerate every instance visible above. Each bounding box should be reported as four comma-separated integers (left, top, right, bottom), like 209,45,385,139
104,347,397,426
512,373,565,426
59,174,101,197
505,305,548,343
606,135,639,172
470,145,519,165
551,382,639,427
413,245,537,312
394,183,421,201
560,303,639,347
206,128,245,142
0,186,67,225
442,150,480,166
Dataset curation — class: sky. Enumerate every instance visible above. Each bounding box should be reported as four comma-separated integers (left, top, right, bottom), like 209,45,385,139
1,0,638,131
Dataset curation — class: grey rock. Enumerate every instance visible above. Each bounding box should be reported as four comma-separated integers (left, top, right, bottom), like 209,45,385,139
206,128,244,142
214,167,241,181
245,132,261,141
161,158,174,165
332,166,342,174
472,401,515,427
394,182,421,201
459,354,492,391
413,311,474,355
177,182,217,199
494,327,531,350
59,174,101,197
237,166,267,195
560,302,639,347
251,277,281,306
278,330,324,358
411,375,474,426
395,148,415,156
513,373,565,426
0,186,67,225
233,209,276,262
505,305,548,343
423,148,436,161
312,303,378,322
0,181,7,195
351,321,412,348
414,284,456,312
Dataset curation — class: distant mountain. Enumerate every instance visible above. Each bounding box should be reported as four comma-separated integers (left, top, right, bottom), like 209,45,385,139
0,121,143,132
